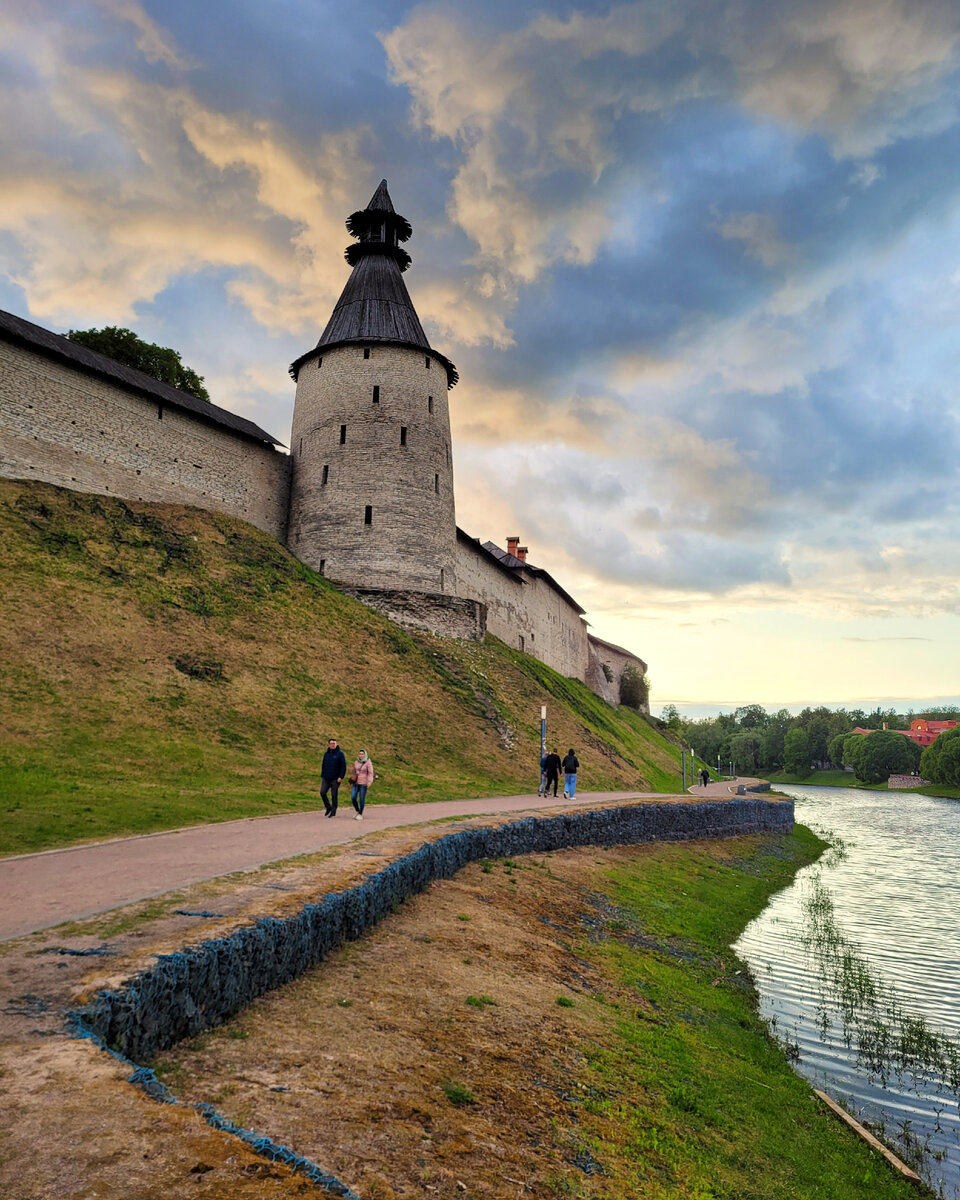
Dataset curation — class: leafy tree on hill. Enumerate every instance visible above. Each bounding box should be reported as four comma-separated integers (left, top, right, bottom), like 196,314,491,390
783,728,811,775
920,727,960,785
67,326,210,401
851,730,921,784
619,665,649,711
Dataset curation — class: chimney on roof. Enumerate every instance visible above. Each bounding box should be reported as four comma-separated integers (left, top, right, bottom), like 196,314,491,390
506,536,520,557
517,546,528,562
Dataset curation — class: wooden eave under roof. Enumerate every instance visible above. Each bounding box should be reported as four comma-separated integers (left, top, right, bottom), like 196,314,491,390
0,308,283,448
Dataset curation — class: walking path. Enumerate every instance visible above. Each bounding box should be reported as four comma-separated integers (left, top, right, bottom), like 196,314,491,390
0,790,676,942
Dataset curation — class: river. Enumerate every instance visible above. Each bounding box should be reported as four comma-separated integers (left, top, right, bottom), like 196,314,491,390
734,784,960,1196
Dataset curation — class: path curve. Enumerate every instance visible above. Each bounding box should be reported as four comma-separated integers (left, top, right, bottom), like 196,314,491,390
0,790,676,941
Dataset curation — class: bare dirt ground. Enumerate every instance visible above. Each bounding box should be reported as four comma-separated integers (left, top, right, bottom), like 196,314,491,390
0,801,752,1199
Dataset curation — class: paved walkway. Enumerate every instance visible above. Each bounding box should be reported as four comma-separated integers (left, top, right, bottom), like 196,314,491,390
688,776,767,798
0,790,671,942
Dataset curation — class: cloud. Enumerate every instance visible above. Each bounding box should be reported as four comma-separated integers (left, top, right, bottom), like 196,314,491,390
717,212,795,268
842,637,933,642
0,4,369,331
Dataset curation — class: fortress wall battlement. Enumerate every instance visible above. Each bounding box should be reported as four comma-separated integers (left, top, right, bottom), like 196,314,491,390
289,343,457,593
0,338,291,541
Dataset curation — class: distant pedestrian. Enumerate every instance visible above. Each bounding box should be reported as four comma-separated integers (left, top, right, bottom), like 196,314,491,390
320,737,347,817
543,748,562,797
538,751,549,796
562,748,580,799
700,768,709,788
350,750,374,821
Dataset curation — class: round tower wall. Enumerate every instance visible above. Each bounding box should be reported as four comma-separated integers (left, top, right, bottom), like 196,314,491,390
288,343,457,593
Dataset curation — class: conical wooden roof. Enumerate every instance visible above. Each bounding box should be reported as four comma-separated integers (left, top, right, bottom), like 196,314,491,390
290,180,458,387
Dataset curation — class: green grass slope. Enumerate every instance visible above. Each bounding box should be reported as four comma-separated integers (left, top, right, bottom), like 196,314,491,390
0,479,683,855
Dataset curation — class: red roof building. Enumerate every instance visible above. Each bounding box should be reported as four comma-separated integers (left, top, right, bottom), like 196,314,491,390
850,719,957,748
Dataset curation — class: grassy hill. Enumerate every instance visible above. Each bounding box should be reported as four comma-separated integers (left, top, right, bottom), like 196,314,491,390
0,479,683,856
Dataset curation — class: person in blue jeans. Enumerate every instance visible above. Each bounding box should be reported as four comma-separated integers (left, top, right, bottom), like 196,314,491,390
351,750,374,820
562,748,579,799
538,751,549,795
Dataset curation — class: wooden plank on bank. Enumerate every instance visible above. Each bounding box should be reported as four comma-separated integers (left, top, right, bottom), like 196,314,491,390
813,1089,923,1186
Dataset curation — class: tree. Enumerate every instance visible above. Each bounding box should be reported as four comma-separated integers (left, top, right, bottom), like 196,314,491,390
842,733,865,773
734,704,768,730
730,731,761,774
827,732,848,769
67,326,210,401
660,704,683,732
852,730,921,785
783,728,811,775
921,727,960,785
619,666,649,711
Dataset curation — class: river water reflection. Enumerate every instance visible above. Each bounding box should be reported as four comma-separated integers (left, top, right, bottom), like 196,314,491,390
734,785,960,1196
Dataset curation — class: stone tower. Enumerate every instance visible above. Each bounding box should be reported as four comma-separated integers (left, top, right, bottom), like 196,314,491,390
288,181,459,594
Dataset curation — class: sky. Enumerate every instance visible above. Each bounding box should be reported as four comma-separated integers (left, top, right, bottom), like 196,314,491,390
2,0,960,716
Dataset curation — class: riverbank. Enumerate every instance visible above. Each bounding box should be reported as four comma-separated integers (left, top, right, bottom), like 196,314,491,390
768,768,960,800
134,827,924,1199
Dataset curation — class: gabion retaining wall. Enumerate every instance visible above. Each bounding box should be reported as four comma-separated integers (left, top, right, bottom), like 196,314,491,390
71,797,792,1062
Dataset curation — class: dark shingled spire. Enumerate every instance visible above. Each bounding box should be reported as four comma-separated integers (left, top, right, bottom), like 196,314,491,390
366,178,395,213
290,180,458,387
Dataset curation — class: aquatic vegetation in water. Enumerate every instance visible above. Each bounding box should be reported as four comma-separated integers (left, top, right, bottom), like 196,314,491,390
800,871,960,1105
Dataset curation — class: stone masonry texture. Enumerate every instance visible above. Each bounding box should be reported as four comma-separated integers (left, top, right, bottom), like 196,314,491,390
0,338,291,540
288,343,457,593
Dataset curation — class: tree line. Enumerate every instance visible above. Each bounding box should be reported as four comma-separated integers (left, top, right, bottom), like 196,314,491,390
659,703,960,784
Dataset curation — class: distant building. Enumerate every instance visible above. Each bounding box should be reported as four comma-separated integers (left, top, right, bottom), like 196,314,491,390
850,719,957,748
0,180,647,707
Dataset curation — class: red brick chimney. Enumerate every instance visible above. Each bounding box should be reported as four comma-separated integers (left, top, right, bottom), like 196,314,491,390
506,536,520,557
517,546,528,562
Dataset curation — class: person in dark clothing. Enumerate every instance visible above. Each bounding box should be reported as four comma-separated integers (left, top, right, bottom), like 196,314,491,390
562,749,580,799
700,767,710,788
543,749,562,797
321,738,347,817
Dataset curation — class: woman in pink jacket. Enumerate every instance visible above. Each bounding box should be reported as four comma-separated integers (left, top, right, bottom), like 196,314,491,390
350,750,374,820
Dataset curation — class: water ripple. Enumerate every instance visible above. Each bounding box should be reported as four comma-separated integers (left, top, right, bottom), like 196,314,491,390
734,785,960,1196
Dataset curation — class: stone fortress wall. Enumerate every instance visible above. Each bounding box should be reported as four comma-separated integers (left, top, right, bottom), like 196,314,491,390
0,335,291,542
455,533,591,680
288,342,457,593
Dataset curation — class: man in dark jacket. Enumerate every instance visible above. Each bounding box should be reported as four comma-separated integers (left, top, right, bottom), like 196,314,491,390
543,748,563,797
562,749,580,799
321,738,347,817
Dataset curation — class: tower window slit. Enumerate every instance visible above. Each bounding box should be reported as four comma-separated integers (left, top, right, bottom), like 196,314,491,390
363,347,370,359
372,385,379,404
299,437,303,454
319,559,325,575
440,568,445,592
321,464,329,486
340,424,346,445
425,356,431,369
434,473,439,494
400,426,407,446
157,405,163,421
317,356,322,369
364,505,372,525
428,395,433,413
